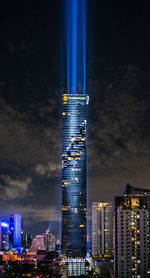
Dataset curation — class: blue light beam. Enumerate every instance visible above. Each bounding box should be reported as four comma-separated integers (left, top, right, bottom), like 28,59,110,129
82,0,87,94
71,0,78,94
65,0,87,94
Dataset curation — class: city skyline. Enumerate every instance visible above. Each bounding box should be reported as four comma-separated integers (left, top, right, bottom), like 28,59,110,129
0,0,149,239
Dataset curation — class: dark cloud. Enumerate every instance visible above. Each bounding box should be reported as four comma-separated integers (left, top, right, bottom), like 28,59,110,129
0,202,60,226
0,98,60,170
35,163,60,177
88,65,150,203
0,176,32,201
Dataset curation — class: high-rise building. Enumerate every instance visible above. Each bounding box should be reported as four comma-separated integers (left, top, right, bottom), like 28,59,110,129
124,183,150,270
123,183,150,197
43,230,55,251
62,93,89,258
9,214,14,248
124,183,150,221
114,195,149,278
9,213,22,249
0,222,9,251
28,235,45,254
22,232,32,249
92,202,113,258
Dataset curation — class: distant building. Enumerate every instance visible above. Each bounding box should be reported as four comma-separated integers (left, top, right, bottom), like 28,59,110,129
0,222,9,251
62,258,89,277
28,235,45,254
92,202,113,258
22,232,32,249
9,213,23,249
114,195,149,278
9,214,14,248
43,230,55,251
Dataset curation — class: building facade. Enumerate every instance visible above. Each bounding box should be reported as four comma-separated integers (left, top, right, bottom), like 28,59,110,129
9,213,23,249
114,196,149,278
62,94,89,258
9,214,14,248
67,259,89,276
0,222,9,251
124,183,150,224
28,235,45,254
92,202,113,258
22,232,32,249
43,230,55,251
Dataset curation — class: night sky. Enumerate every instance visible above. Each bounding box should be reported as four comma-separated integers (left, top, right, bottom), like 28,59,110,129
0,0,150,238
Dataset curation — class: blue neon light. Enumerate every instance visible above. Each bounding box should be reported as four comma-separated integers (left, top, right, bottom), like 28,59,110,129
72,0,77,94
65,0,87,94
82,0,86,94
1,222,9,228
14,213,22,248
66,1,70,93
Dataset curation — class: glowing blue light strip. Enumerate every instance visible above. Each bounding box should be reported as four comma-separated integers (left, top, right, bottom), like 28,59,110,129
82,0,86,94
66,1,70,93
72,0,78,94
65,0,87,94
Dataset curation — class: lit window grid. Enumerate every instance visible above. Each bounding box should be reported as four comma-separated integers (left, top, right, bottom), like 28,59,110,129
92,202,113,258
62,94,88,258
116,208,149,278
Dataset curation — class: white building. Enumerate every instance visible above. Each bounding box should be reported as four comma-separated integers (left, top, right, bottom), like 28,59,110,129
92,202,113,258
114,196,149,278
62,259,89,277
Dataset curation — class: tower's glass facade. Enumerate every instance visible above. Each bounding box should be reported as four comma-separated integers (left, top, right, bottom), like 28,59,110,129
0,222,9,251
14,213,22,248
9,213,22,249
62,94,89,258
9,215,14,248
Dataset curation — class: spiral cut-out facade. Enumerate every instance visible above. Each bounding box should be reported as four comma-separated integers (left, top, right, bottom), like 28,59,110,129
62,94,89,258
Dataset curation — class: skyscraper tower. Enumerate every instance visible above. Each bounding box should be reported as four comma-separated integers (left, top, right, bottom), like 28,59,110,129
9,213,23,249
62,93,89,258
0,222,9,251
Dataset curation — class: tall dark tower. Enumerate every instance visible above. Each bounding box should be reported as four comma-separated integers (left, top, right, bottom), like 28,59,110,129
62,93,89,258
